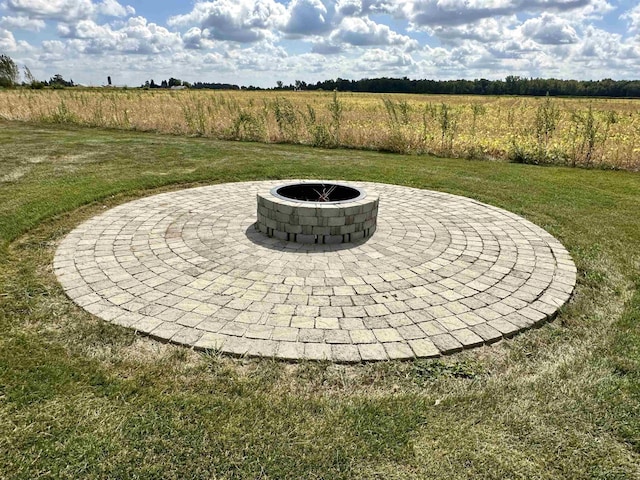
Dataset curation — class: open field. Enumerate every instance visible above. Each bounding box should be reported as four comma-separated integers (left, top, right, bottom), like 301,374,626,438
1,88,639,170
1,121,639,478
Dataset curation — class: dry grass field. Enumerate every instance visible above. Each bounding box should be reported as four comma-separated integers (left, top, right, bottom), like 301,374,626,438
1,88,639,170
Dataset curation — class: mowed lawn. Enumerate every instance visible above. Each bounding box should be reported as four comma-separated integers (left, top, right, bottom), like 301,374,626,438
0,120,639,479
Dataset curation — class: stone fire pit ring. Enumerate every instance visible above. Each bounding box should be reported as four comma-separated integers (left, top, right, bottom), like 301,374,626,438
256,181,379,244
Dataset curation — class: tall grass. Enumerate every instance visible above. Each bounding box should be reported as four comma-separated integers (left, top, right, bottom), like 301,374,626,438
1,88,639,170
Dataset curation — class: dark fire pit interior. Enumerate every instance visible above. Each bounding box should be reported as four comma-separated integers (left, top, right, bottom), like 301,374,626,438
275,183,363,203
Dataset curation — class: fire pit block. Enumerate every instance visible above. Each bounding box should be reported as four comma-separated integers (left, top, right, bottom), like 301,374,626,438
256,181,379,244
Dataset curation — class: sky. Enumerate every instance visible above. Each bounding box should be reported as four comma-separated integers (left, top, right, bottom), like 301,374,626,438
1,0,639,88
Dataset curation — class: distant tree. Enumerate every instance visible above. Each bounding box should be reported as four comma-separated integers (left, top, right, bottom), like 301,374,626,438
160,79,168,88
150,79,157,88
50,74,73,88
0,54,19,87
50,74,64,87
276,80,283,89
168,77,181,87
191,81,240,90
22,65,43,89
23,65,35,84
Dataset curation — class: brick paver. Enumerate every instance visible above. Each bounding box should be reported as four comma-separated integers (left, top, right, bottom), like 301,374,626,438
54,181,576,362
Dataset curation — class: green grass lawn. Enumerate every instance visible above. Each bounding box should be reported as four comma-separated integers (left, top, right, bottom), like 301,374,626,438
1,120,639,479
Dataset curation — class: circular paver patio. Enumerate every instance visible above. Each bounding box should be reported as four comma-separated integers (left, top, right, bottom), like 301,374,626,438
54,181,576,362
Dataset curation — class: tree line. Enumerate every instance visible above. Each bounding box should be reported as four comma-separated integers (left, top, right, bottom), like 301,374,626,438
147,75,640,98
0,55,75,88
3,53,640,97
294,76,640,98
139,76,640,98
141,78,240,90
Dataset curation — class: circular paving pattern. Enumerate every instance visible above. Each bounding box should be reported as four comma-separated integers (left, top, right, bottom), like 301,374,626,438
54,181,576,362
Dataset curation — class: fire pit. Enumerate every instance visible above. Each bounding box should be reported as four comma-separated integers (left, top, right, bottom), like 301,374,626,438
256,181,379,244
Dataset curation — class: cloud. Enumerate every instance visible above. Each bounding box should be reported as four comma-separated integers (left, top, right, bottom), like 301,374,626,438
330,16,418,49
335,0,397,16
3,0,134,22
37,39,74,68
402,0,514,28
282,0,334,36
576,25,640,61
0,14,46,30
621,4,640,34
182,27,216,50
0,25,34,52
57,16,182,55
0,27,18,50
4,0,94,22
58,19,114,40
97,0,134,17
0,0,635,88
563,0,613,20
311,41,343,54
486,38,540,59
354,47,416,72
42,39,65,53
224,41,289,71
201,51,231,67
521,13,579,44
428,16,515,44
335,0,361,17
168,0,285,43
401,0,606,28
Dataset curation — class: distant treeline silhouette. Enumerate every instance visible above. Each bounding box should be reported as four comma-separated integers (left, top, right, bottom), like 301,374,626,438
141,75,640,98
293,76,640,98
191,82,241,90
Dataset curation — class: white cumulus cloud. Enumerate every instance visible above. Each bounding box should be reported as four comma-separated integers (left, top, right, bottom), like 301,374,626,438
0,14,45,30
621,4,640,34
57,16,181,55
97,0,134,17
182,27,215,50
335,0,399,17
0,26,18,50
521,13,579,45
282,0,334,36
354,47,416,73
3,0,134,22
401,0,610,28
427,16,516,44
168,0,285,43
331,16,419,49
576,25,640,61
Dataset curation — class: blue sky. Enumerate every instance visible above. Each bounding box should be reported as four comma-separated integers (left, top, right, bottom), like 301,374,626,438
1,0,639,87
